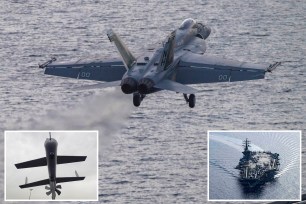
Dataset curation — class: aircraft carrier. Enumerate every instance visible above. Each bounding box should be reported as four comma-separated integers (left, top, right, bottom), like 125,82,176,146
235,138,280,188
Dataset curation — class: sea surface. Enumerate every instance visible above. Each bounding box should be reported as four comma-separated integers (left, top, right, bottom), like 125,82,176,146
0,0,305,203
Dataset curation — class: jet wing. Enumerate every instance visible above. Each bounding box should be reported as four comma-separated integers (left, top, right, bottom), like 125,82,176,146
56,177,85,183
175,53,280,84
19,179,49,188
43,58,126,82
15,157,47,169
57,156,87,164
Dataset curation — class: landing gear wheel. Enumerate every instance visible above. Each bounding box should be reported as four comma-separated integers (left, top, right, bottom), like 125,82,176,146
133,93,141,107
188,94,195,108
183,93,196,108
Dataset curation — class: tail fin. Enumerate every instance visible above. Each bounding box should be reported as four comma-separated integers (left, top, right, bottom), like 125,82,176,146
107,29,136,69
158,31,176,70
75,170,79,177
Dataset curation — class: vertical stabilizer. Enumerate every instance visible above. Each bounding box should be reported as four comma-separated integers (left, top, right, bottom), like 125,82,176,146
158,31,176,70
107,29,136,69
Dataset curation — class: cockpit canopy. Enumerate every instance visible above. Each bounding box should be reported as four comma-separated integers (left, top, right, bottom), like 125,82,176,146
179,18,196,30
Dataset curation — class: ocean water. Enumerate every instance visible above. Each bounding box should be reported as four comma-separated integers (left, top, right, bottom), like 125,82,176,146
0,0,305,203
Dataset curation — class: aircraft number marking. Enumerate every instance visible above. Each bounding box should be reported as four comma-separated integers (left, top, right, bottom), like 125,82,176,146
80,72,91,78
218,75,228,81
177,40,184,46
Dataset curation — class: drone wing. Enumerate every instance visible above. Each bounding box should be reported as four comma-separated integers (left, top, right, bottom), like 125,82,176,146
57,156,87,164
15,157,47,169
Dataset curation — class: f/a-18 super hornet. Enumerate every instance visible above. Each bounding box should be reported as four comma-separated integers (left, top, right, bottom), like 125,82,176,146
15,133,86,200
39,18,280,108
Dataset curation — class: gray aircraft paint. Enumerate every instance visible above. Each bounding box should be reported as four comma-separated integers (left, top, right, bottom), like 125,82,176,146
41,18,280,108
44,137,58,199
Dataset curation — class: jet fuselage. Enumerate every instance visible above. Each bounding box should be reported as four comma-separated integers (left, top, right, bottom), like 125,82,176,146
120,18,210,95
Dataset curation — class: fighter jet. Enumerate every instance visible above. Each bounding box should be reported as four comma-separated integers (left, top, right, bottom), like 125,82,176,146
15,133,86,200
39,18,280,108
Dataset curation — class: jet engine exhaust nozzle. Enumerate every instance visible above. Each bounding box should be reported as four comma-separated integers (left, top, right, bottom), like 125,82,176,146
138,78,155,94
121,77,138,94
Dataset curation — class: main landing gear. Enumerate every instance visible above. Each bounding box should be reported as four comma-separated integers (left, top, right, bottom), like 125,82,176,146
133,93,146,107
184,94,196,108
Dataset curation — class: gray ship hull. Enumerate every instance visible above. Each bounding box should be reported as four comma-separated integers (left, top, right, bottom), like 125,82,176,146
239,169,276,188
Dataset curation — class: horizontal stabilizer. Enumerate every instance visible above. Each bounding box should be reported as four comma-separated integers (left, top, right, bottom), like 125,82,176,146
20,179,49,189
57,156,87,165
56,177,85,183
154,79,198,94
15,157,47,169
74,80,121,90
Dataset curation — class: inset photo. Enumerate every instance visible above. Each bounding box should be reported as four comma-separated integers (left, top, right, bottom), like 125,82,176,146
208,131,301,202
5,131,98,201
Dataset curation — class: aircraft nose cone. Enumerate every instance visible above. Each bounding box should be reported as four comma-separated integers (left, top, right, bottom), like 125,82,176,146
121,77,138,94
138,78,154,94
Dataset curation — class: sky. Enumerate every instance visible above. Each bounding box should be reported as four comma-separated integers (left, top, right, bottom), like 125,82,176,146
5,131,98,201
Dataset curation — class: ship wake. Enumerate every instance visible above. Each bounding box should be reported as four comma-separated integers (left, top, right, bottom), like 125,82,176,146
210,134,263,152
210,159,239,179
275,152,300,178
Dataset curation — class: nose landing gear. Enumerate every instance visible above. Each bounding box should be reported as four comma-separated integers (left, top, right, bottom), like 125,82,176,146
183,94,196,108
133,93,146,107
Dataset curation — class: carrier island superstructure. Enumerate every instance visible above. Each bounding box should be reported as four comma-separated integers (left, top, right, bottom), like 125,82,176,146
235,138,280,188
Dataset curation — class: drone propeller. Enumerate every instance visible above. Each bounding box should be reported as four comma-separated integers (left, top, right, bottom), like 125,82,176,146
55,189,61,195
45,184,61,197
